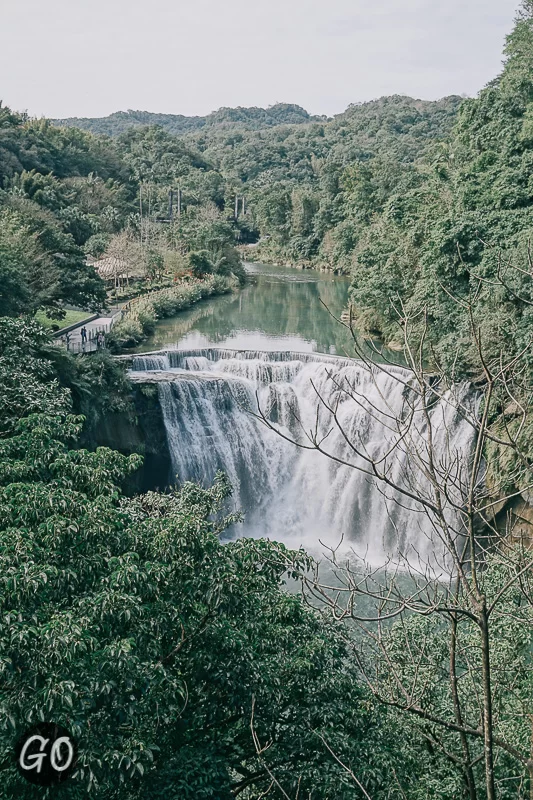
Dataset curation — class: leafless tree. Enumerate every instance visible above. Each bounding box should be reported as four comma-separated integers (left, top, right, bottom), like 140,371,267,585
251,255,533,800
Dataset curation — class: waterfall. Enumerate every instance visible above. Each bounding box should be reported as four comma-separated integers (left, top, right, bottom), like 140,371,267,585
129,349,478,565
133,353,170,370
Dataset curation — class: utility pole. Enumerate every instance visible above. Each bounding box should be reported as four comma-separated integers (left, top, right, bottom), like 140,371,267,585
139,182,143,248
241,196,245,216
234,193,239,220
177,186,182,219
168,189,174,221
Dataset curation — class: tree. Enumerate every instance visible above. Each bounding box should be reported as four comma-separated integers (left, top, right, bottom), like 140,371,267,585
253,261,533,799
188,250,213,278
147,250,164,281
0,318,408,800
0,207,59,315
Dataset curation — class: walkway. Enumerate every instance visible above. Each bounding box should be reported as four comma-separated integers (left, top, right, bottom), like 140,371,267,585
55,306,124,354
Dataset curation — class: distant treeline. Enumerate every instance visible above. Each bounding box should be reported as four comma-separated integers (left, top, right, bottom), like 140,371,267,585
53,103,326,136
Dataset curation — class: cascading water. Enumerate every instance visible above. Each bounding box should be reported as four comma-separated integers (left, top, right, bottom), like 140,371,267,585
130,349,478,565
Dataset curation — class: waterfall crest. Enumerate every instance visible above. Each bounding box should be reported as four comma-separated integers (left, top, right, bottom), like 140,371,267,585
130,349,478,563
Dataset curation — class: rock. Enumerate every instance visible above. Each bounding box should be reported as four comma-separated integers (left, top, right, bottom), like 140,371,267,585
492,494,533,546
387,340,404,352
128,370,223,384
521,488,533,505
483,496,508,521
83,385,173,494
504,401,522,416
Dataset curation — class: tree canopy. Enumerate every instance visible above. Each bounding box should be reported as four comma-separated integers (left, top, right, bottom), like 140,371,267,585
0,318,416,798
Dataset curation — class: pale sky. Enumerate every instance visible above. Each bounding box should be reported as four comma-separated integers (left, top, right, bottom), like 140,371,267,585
1,0,520,120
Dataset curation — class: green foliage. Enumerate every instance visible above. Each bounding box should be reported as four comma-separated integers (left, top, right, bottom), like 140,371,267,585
0,110,128,184
0,109,126,314
347,2,533,380
0,207,55,315
0,317,71,436
188,250,212,278
362,552,533,798
2,12,533,796
208,96,460,269
52,104,321,137
83,233,111,258
0,315,134,440
108,276,235,350
1,87,460,321
45,94,462,276
146,250,164,280
0,318,412,799
0,102,250,318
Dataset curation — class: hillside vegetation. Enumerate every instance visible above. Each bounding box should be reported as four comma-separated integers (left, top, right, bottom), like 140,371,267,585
49,95,462,274
1,87,464,321
348,0,533,375
53,103,324,136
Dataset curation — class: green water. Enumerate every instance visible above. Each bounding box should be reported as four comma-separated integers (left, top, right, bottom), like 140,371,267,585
138,262,369,356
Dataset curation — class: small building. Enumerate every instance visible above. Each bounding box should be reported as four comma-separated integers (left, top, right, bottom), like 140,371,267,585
91,257,131,288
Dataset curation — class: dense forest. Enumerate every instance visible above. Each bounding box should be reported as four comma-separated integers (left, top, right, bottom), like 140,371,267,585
1,1,533,798
0,87,464,322
52,94,463,273
0,105,247,321
53,103,325,136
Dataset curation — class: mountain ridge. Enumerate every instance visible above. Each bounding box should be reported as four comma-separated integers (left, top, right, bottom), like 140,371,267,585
52,95,463,137
52,102,325,136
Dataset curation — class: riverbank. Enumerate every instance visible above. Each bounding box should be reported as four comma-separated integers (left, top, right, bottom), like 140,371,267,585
107,274,237,352
240,244,350,275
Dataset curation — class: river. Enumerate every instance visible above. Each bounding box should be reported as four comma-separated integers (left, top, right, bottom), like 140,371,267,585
137,262,360,357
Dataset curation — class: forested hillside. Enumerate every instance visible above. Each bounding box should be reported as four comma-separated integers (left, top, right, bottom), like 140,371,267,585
1,89,462,323
348,0,533,371
53,103,324,136
0,107,245,320
0,110,124,315
196,95,463,269
51,95,462,274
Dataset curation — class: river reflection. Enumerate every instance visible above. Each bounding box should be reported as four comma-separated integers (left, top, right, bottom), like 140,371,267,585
137,262,384,358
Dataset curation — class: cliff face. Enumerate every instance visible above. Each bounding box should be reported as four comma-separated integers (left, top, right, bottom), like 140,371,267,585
483,492,533,549
499,495,533,547
85,384,173,494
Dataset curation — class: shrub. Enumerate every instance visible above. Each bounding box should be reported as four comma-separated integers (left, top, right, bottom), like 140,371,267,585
108,276,235,352
137,309,156,336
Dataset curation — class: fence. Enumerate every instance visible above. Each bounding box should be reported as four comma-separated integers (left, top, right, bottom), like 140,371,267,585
63,326,108,354
58,308,125,355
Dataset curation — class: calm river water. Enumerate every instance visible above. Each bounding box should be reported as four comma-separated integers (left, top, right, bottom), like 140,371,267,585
137,262,359,356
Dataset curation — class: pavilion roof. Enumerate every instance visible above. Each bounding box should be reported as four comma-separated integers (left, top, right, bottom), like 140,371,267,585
92,256,130,279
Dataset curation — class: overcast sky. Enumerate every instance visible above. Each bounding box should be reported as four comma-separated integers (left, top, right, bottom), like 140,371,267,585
1,0,520,120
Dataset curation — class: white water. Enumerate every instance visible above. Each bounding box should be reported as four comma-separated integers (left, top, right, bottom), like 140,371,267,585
131,349,478,566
